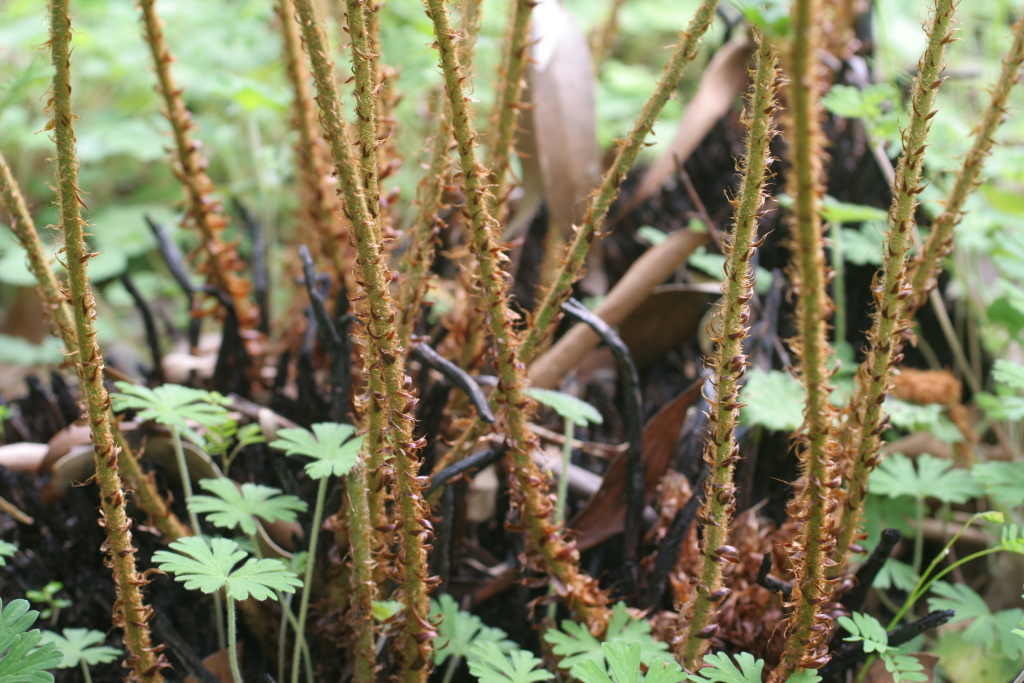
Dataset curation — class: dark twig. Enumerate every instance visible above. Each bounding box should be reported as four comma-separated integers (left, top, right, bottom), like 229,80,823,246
562,297,643,577
200,285,249,396
819,610,956,678
647,468,708,608
298,245,350,423
756,552,792,599
432,484,456,594
151,610,220,683
412,343,495,424
146,214,201,347
841,528,903,612
234,199,269,336
426,448,506,498
120,272,164,384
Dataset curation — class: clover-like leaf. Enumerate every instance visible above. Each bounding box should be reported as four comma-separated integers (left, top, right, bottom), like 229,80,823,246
526,388,602,427
467,642,553,683
189,478,307,536
869,453,982,504
270,423,363,479
111,382,231,445
432,594,513,665
41,628,121,667
544,602,668,671
153,536,301,601
0,598,62,683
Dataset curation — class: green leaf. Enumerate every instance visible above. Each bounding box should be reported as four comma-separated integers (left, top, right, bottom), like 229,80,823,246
526,388,603,427
685,652,763,683
786,671,823,683
869,453,981,504
0,598,62,683
838,613,889,654
873,559,920,593
40,629,120,667
189,478,307,536
432,594,513,665
269,423,364,479
840,224,885,266
882,653,928,683
467,642,553,683
0,541,16,567
928,582,1024,657
820,195,888,226
111,382,231,445
686,246,774,295
637,226,668,246
1001,524,1024,554
372,600,404,622
543,602,668,671
0,335,64,367
572,641,685,683
153,536,301,601
739,368,804,432
992,360,1024,392
974,462,1024,507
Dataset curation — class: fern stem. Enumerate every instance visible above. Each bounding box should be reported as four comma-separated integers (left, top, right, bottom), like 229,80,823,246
47,2,164,679
292,1,435,677
423,0,609,631
486,0,533,204
292,475,328,683
519,0,719,364
345,465,378,683
675,35,781,669
906,12,1024,317
767,0,842,678
345,0,382,228
137,0,257,329
833,0,959,571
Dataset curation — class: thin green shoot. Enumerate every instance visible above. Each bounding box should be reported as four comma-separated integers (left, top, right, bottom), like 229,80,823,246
25,582,71,623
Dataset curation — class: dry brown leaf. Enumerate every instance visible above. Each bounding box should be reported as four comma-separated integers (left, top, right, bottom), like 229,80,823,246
619,34,754,219
185,648,237,683
618,283,720,369
569,379,702,550
527,229,707,389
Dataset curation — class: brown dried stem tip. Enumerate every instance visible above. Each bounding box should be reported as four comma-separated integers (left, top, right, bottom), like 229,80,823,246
422,0,610,631
290,1,436,680
137,0,258,329
833,0,959,572
675,34,781,669
46,2,167,679
767,0,842,679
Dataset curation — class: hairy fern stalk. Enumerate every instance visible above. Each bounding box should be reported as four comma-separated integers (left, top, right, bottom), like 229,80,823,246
675,34,780,669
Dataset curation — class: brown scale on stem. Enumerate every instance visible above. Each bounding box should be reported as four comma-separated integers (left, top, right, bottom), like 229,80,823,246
832,0,959,573
674,35,781,669
46,2,169,679
767,0,843,678
137,0,258,330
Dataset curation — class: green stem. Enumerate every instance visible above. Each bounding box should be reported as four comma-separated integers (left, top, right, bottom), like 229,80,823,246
172,427,201,536
830,222,846,350
676,34,780,670
47,3,163,679
555,419,573,527
345,0,382,227
441,655,462,683
833,0,958,572
344,466,378,683
292,475,328,683
913,496,925,575
768,0,842,678
81,661,93,683
520,0,720,365
248,536,312,683
227,597,243,683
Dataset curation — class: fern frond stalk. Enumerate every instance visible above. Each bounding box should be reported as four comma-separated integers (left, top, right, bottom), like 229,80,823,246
291,1,436,679
906,12,1024,316
137,0,257,329
833,0,959,571
487,0,533,204
423,0,609,631
767,0,842,678
519,0,720,364
675,35,781,669
47,3,165,679
0,154,190,544
345,0,383,227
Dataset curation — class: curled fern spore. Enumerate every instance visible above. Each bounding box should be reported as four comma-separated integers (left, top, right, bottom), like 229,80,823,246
47,2,166,679
834,0,959,572
675,34,781,669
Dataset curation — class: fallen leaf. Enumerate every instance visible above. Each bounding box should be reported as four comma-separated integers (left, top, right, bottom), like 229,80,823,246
618,284,720,370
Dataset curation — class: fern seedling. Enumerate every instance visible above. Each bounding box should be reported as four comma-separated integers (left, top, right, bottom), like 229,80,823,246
525,388,602,527
204,420,265,476
432,594,514,683
544,602,668,672
571,641,685,683
0,598,63,683
111,382,232,536
467,641,553,683
42,628,121,683
269,423,363,683
25,581,71,622
154,536,301,683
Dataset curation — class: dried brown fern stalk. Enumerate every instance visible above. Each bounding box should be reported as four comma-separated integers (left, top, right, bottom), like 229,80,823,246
767,0,842,678
674,34,781,669
46,1,168,679
422,0,610,631
833,0,958,571
291,1,437,680
137,0,258,330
